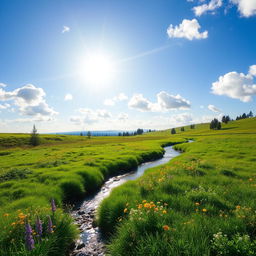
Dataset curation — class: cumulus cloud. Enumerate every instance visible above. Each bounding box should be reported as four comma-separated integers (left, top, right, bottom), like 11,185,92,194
167,19,208,40
208,104,221,112
128,91,190,112
71,108,112,125
211,65,256,102
231,0,256,17
128,94,152,112
249,65,256,76
104,93,128,106
62,26,70,33
157,91,191,110
170,113,193,127
0,83,7,88
193,0,222,16
0,84,57,119
64,93,73,101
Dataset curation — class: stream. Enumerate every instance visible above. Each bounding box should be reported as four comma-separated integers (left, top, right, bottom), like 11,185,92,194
70,144,182,256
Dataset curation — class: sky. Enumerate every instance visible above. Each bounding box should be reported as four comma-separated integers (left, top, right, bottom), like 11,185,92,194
0,0,256,133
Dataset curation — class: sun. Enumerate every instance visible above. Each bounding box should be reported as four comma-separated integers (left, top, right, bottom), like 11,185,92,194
83,54,115,85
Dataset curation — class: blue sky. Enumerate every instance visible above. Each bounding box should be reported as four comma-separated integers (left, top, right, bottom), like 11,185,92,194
0,0,256,132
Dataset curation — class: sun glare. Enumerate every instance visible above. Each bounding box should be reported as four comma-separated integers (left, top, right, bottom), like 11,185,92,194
83,54,115,85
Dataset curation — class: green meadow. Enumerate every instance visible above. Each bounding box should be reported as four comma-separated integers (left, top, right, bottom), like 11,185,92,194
0,117,255,255
98,118,256,256
0,128,184,255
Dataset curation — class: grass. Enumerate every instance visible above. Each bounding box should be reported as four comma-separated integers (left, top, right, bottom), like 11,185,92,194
0,118,255,255
0,130,185,255
97,117,256,256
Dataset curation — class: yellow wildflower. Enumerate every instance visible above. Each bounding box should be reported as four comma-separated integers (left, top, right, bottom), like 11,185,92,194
202,208,207,212
124,208,128,213
162,210,167,214
3,213,9,217
138,204,143,209
195,202,200,206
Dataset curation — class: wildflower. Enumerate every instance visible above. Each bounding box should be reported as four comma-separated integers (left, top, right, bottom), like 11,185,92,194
144,203,151,208
138,204,143,209
195,202,200,206
142,200,147,203
3,213,9,217
154,208,159,212
202,208,207,212
162,210,167,214
35,216,43,242
25,223,35,251
124,208,128,213
163,225,170,231
47,215,53,234
236,205,241,210
51,198,56,213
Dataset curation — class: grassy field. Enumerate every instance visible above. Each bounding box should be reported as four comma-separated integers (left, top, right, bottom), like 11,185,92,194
97,118,256,256
0,118,255,255
0,129,185,255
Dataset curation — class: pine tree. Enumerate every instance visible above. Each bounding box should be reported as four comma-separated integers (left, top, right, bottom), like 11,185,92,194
171,128,176,134
30,125,40,146
87,131,91,139
210,118,221,130
181,127,185,132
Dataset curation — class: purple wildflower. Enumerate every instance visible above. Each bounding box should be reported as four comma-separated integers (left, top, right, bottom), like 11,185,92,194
25,223,35,251
51,198,56,213
47,215,53,234
35,216,43,242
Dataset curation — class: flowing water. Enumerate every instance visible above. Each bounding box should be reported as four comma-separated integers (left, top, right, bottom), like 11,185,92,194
71,145,182,256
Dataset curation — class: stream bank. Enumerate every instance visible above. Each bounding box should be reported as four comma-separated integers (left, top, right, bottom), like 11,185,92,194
70,144,186,256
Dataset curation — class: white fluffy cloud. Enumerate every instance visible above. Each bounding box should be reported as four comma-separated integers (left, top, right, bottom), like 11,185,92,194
157,91,191,110
0,83,6,88
104,93,128,106
249,65,256,76
170,113,193,127
0,84,57,119
64,93,73,101
193,0,222,16
231,0,256,17
208,104,221,112
128,94,152,112
62,26,70,33
211,65,256,102
128,91,190,112
70,108,112,125
167,19,208,40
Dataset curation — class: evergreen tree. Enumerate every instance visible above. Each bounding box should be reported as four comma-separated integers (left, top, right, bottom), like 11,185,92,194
210,118,221,130
171,128,176,134
30,125,40,146
190,124,195,129
87,131,91,139
181,127,185,132
136,128,144,135
248,111,253,118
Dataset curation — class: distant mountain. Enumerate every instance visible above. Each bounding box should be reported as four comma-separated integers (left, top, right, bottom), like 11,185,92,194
51,130,134,136
49,129,154,136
